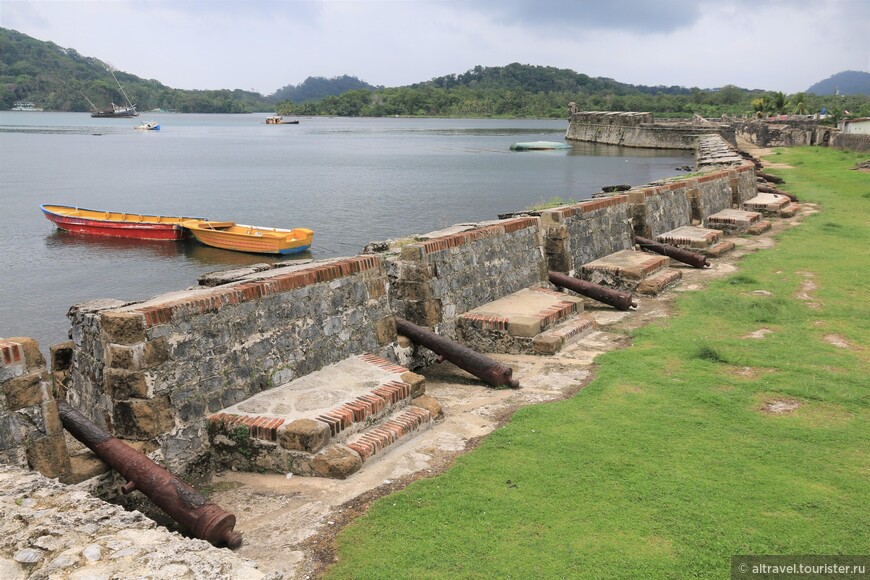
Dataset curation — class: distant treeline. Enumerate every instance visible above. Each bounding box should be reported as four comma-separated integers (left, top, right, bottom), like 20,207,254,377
3,28,869,120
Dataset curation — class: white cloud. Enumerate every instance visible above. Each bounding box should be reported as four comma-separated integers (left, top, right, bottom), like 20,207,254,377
1,0,867,94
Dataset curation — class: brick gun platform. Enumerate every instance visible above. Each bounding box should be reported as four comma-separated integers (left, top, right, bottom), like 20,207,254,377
742,193,795,217
704,208,771,235
579,249,682,295
456,287,597,355
655,225,735,258
207,354,435,479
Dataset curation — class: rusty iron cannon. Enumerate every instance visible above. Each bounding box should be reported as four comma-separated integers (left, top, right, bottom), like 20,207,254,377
56,400,242,549
395,317,519,389
548,271,637,311
634,235,709,269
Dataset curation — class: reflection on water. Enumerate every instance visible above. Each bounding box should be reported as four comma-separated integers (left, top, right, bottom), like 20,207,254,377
45,230,186,258
181,242,314,267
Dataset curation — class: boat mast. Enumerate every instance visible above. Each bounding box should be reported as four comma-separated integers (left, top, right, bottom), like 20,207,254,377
108,67,137,114
80,92,99,113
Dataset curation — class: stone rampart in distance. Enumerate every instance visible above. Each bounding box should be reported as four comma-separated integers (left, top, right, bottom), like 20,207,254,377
66,255,395,472
566,111,733,149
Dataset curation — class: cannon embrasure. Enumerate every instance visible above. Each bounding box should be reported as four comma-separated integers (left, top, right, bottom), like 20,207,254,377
634,235,709,269
56,401,242,549
548,271,637,311
395,317,519,389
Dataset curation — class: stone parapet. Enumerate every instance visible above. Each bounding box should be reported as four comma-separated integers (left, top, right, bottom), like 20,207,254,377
540,196,634,274
67,255,395,474
0,337,71,480
371,217,546,337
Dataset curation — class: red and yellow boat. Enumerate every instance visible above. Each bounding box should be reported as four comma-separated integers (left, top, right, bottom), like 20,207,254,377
41,204,205,241
182,220,314,255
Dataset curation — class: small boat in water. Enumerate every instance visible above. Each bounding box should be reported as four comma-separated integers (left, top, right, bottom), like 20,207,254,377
510,141,571,151
135,121,160,131
183,220,314,255
41,205,204,240
265,116,300,125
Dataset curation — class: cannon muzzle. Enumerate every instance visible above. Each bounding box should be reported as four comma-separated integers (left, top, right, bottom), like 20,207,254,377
57,400,242,549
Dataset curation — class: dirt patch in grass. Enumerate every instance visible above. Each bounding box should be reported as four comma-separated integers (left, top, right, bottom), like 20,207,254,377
794,271,821,309
823,334,855,349
760,397,801,415
731,366,776,380
743,328,774,340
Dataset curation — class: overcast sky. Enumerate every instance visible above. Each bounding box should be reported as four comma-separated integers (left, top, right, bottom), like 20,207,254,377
2,0,868,95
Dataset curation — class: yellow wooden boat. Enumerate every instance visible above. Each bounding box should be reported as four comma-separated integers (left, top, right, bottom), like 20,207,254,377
182,220,314,255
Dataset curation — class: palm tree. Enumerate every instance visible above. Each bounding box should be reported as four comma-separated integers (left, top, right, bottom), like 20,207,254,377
791,92,808,115
770,91,787,114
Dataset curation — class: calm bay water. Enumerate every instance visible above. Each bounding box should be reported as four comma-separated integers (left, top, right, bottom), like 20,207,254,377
0,112,692,352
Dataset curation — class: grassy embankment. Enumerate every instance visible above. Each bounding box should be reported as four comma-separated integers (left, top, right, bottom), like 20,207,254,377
327,147,869,578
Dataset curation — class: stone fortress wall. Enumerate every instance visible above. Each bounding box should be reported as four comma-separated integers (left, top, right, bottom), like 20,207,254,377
1,125,757,480
1,114,769,576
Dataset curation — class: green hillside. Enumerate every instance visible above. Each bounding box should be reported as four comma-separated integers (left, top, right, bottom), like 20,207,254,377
4,27,870,119
0,28,272,113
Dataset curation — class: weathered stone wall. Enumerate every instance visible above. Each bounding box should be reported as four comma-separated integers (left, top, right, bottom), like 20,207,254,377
628,184,693,239
734,119,835,147
0,466,265,579
566,111,731,149
374,218,546,336
67,256,395,473
540,196,634,274
0,338,70,480
831,132,870,151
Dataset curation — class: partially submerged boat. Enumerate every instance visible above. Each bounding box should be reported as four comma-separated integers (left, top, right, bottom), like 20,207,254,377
135,121,160,131
510,141,571,151
41,205,204,240
182,220,314,255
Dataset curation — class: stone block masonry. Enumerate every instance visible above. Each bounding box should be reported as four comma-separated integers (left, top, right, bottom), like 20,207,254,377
371,217,547,338
540,196,634,274
67,255,396,474
0,337,71,480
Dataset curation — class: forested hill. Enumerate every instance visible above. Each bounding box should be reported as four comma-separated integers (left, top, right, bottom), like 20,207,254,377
416,63,691,96
0,28,272,112
3,27,869,119
806,71,870,96
273,75,382,103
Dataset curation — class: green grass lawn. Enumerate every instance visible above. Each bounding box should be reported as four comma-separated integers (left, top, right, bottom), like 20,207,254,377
327,147,870,579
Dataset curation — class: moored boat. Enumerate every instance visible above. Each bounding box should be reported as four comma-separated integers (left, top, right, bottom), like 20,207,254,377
265,116,300,125
182,220,314,255
510,141,571,151
41,205,204,241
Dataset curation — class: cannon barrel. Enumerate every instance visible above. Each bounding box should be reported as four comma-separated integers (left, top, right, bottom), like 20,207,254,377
548,271,637,311
56,400,242,549
395,317,519,389
634,235,709,269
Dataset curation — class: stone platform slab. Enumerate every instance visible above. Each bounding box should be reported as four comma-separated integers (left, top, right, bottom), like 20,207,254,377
703,208,762,234
742,193,791,216
656,225,734,257
456,287,595,355
207,354,433,478
579,250,682,293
